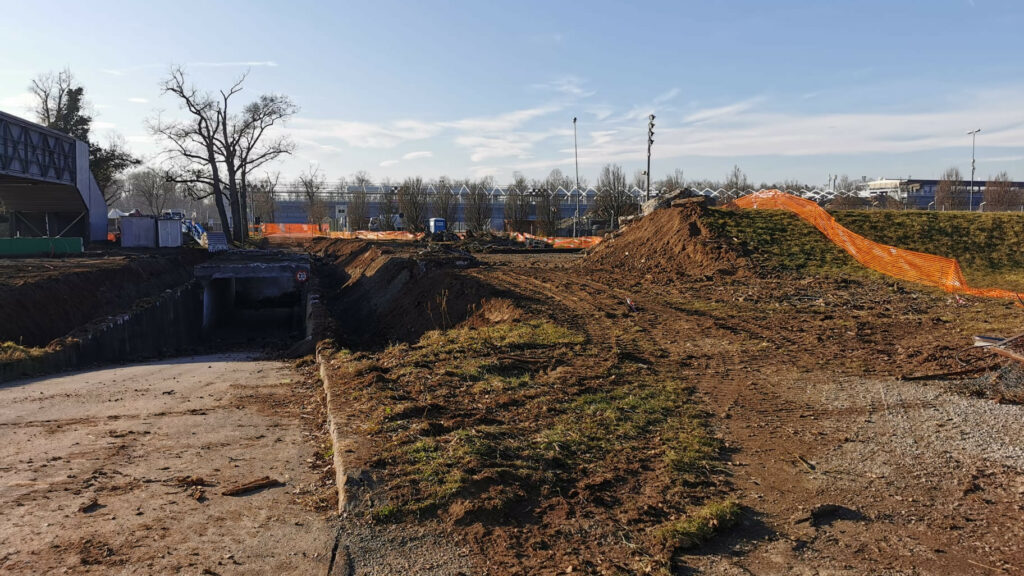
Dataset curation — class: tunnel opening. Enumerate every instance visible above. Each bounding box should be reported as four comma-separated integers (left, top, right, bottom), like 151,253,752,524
197,252,312,349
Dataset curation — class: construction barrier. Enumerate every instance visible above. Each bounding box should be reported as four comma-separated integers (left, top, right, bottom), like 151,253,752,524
258,223,604,248
511,232,604,249
327,230,425,240
733,190,1024,301
260,223,330,236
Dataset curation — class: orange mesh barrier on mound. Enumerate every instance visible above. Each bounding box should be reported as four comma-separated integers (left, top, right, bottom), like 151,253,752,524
511,232,604,249
732,190,1023,301
327,230,425,240
260,223,330,236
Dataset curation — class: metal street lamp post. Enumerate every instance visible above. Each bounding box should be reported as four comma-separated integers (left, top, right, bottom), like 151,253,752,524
646,114,655,201
968,128,981,211
573,117,580,238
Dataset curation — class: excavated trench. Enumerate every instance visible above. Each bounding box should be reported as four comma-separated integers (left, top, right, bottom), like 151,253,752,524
310,240,499,349
0,250,313,382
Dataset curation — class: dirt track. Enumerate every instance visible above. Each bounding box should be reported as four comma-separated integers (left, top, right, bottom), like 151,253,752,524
0,354,336,575
471,253,1024,574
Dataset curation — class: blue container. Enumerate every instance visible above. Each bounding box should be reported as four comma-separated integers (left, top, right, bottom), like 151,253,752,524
428,218,447,233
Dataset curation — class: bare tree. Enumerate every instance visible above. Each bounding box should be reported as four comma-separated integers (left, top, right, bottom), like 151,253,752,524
126,167,177,216
598,164,628,192
377,180,399,231
431,176,457,225
30,68,91,141
249,173,279,224
298,165,327,225
657,168,686,193
984,172,1022,211
398,176,428,232
593,164,637,229
30,68,140,198
151,68,296,242
348,171,371,230
504,172,531,233
534,188,560,236
935,167,964,210
234,94,298,232
723,165,751,200
545,168,573,192
464,177,493,234
632,169,647,192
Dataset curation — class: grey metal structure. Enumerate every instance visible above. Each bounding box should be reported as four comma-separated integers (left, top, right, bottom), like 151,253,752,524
0,110,107,242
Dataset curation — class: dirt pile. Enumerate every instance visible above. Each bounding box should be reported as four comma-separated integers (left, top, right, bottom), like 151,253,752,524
588,197,746,280
309,238,493,347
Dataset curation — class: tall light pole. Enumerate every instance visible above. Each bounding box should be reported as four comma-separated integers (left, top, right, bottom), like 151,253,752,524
573,116,580,237
646,114,655,201
967,128,981,211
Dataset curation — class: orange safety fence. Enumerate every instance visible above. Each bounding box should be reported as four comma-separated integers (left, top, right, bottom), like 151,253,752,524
257,223,604,248
511,232,605,249
327,230,425,240
259,223,330,236
732,190,1024,301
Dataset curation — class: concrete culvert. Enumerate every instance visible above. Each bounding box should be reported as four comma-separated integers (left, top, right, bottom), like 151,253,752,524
194,251,312,344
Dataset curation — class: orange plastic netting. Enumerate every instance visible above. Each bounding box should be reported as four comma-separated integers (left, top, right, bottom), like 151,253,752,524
258,223,604,248
511,232,604,249
733,190,1024,301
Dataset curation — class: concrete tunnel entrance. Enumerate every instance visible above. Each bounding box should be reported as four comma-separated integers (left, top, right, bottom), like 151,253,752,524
195,252,312,342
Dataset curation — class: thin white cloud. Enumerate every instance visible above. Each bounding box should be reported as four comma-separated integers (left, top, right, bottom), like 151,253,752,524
101,61,278,76
93,121,117,130
128,97,149,104
590,130,618,145
532,77,595,98
402,151,433,160
653,88,680,104
443,105,561,133
0,92,36,113
289,118,441,149
979,155,1024,163
455,129,569,163
684,98,762,124
574,91,1024,164
379,159,399,167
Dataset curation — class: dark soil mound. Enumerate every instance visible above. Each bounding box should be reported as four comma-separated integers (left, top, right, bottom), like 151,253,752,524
310,238,494,348
0,252,206,347
588,199,746,280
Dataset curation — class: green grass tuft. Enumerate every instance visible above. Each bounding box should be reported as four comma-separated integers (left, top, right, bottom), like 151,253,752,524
656,499,742,550
0,341,45,363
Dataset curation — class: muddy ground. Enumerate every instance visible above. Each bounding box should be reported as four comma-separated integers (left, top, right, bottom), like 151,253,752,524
480,253,1024,574
306,227,1024,575
0,354,337,575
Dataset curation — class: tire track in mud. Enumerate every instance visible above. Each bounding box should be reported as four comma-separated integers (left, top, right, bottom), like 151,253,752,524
472,260,932,570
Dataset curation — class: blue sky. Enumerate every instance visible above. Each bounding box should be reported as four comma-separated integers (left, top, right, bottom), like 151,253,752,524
2,0,1023,186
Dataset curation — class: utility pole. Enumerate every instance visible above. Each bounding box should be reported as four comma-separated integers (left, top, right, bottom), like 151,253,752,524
967,128,981,211
573,116,580,237
646,114,655,200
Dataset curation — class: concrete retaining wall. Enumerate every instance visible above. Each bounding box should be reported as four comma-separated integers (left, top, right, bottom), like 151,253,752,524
0,283,203,383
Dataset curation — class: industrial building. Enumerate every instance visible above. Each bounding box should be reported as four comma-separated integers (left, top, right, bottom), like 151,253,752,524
0,110,107,243
863,178,1024,210
268,184,646,232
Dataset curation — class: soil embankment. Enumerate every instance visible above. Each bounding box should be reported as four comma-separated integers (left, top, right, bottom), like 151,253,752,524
309,238,495,347
588,198,747,281
0,251,208,347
